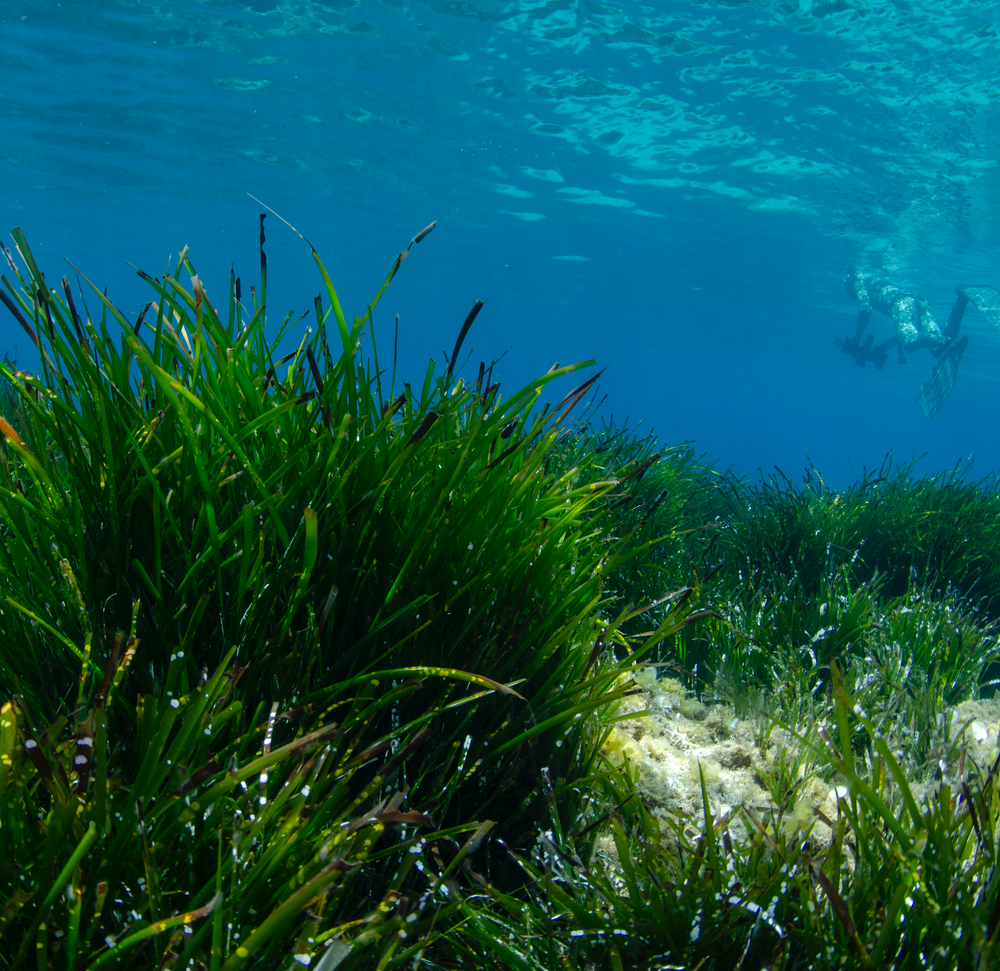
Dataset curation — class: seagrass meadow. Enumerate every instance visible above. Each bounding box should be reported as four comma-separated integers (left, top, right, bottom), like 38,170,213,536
2,219,1000,970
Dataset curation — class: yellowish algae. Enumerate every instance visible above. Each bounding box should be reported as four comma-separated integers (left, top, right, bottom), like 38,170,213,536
600,666,1000,852
601,668,771,835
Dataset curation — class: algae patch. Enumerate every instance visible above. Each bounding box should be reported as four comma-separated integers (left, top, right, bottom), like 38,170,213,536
602,666,1000,847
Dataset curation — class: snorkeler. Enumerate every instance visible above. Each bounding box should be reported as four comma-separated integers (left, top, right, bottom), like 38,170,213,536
838,268,1000,419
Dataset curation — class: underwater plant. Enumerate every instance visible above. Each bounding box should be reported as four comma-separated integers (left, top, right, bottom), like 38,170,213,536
2,218,1000,970
0,219,696,968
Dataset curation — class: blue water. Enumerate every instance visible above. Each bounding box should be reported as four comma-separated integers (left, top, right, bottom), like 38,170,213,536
4,0,1000,484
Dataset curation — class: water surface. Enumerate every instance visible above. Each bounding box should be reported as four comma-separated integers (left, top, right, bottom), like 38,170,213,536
3,0,1000,482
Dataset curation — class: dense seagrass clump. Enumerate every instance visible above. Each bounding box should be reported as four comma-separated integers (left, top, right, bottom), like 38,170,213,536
4,218,1000,970
0,221,691,969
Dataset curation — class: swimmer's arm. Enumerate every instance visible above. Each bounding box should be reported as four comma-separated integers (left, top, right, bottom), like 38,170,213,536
854,306,872,340
853,282,873,337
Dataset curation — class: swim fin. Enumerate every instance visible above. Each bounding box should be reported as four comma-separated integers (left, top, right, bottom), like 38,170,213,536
962,286,1000,332
917,335,968,420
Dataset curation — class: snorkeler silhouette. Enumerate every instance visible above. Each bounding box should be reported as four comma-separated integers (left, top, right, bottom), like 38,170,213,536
838,268,1000,419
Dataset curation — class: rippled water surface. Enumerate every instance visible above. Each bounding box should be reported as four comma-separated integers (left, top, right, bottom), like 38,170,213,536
4,0,1000,481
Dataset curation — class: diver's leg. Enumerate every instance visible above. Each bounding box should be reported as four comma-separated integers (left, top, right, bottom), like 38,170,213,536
893,295,924,353
896,295,949,356
946,287,971,339
904,332,951,357
959,286,1000,333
